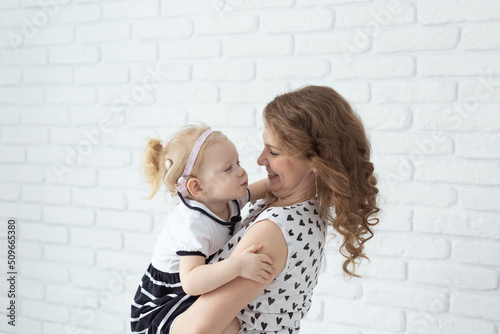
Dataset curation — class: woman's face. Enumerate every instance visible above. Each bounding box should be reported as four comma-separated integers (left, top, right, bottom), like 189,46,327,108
257,128,316,205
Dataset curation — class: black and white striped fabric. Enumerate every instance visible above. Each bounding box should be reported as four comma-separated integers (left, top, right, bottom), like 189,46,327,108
131,264,199,334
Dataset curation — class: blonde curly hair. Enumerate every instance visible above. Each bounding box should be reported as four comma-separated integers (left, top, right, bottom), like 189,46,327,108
142,124,223,199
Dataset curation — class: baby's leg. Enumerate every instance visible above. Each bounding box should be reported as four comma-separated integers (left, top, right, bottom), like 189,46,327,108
220,318,240,334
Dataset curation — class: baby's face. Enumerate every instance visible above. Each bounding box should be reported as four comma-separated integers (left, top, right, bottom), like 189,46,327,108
197,136,248,202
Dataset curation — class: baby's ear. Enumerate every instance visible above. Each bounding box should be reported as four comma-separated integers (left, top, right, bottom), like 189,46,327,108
186,178,204,197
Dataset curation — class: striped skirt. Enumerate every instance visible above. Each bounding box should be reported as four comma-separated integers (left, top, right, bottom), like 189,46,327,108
131,264,199,334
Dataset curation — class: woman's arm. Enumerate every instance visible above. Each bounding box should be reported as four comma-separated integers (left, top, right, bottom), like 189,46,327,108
171,219,288,334
179,244,274,296
248,178,269,201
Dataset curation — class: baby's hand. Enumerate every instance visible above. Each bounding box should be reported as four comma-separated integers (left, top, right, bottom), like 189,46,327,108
236,244,274,283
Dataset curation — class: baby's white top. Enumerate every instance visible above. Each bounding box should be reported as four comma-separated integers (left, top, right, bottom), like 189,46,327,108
151,190,250,273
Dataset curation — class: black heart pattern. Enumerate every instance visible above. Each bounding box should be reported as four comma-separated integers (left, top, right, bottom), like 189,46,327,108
236,199,325,332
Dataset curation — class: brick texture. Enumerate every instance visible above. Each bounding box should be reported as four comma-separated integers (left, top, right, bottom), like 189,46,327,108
0,1,499,333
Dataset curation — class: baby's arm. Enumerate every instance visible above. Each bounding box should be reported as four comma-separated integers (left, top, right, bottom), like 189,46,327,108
248,178,269,201
179,244,274,296
171,220,288,334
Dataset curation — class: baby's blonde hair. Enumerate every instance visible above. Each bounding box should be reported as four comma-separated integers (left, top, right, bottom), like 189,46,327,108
142,124,223,199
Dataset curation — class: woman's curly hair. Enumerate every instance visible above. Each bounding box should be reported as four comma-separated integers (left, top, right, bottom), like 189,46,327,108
263,85,380,277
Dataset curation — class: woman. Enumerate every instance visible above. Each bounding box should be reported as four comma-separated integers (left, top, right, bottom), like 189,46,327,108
171,85,380,334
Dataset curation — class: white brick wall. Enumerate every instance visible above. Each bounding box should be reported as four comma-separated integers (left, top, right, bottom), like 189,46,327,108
0,1,499,333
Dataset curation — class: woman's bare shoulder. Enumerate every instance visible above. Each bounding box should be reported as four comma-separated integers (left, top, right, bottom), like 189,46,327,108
233,219,288,272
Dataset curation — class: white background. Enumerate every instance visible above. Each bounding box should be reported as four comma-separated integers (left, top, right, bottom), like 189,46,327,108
0,0,500,333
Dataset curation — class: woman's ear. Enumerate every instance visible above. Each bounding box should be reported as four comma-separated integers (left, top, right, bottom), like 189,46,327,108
186,178,204,197
309,159,317,174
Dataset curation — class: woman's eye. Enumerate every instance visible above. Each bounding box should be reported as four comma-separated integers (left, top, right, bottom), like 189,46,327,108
270,151,278,156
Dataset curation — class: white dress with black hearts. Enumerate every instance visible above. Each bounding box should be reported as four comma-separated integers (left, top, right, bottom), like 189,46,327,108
211,199,326,334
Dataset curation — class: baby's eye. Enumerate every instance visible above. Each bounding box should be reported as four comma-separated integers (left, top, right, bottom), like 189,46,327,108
225,165,232,172
237,160,241,166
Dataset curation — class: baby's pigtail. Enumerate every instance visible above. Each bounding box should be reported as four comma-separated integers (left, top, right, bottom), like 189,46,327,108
142,138,165,200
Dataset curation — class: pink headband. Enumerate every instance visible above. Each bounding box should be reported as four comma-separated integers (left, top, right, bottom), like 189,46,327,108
177,130,214,194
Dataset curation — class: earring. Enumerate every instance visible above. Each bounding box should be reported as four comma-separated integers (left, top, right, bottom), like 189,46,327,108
315,174,318,199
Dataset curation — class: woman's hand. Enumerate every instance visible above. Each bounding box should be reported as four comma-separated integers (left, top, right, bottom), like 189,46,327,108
235,244,274,283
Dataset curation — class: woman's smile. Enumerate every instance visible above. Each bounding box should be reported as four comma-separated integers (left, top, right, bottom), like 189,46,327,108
267,170,278,179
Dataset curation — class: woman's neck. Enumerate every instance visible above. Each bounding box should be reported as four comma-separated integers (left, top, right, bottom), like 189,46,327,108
273,186,316,207
274,195,315,207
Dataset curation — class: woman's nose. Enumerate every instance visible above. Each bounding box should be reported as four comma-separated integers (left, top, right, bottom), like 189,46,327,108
257,150,266,166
